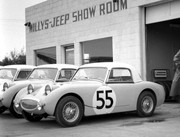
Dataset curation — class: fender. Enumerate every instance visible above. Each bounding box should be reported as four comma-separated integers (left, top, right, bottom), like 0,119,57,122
2,83,29,108
43,81,102,116
13,87,31,108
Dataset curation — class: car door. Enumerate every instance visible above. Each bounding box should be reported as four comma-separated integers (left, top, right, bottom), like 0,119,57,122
106,68,137,112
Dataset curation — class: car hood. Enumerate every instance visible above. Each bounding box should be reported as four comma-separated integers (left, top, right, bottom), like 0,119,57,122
12,79,55,87
0,79,12,85
52,80,104,95
23,80,103,98
62,80,103,86
4,79,55,96
27,79,55,85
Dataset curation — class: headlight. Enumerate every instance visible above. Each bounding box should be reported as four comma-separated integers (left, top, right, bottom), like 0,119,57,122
3,82,9,92
27,84,34,94
45,85,52,95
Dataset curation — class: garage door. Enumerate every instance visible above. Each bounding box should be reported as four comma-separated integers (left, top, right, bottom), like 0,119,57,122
146,0,180,24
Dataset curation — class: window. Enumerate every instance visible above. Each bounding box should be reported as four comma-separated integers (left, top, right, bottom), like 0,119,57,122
108,68,133,83
57,69,76,82
28,68,57,80
72,67,107,82
35,47,56,65
0,69,17,80
82,37,113,64
65,46,74,65
16,70,32,81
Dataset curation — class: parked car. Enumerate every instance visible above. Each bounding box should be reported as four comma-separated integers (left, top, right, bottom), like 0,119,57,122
0,65,35,114
14,62,165,127
1,64,77,118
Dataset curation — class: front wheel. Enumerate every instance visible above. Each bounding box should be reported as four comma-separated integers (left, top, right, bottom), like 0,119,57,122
9,101,23,118
137,91,156,117
0,106,7,114
22,110,43,122
55,96,83,127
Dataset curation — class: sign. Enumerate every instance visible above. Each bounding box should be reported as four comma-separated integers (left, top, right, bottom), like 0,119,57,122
154,69,168,78
93,86,116,115
29,0,127,32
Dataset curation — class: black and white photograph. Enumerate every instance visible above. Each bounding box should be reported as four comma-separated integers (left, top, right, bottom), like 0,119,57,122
0,0,180,136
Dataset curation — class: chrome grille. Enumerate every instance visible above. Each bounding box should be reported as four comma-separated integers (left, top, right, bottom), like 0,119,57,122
21,99,38,110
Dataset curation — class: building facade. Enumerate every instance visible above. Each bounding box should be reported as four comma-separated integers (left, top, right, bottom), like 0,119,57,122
25,0,180,84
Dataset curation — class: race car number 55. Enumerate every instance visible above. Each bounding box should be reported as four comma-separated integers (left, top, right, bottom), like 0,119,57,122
96,90,113,109
93,86,116,114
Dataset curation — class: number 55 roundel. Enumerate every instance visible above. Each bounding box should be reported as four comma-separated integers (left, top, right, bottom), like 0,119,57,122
93,86,116,115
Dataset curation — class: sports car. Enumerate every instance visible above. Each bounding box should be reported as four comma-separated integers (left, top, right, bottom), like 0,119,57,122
14,62,165,127
1,64,77,118
0,65,34,114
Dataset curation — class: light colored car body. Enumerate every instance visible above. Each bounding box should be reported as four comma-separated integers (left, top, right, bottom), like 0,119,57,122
14,62,165,126
0,65,35,109
1,64,77,117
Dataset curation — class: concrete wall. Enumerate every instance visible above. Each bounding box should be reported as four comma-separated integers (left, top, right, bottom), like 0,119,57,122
25,0,166,78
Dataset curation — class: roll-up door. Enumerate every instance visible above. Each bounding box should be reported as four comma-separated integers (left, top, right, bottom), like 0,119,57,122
146,0,180,24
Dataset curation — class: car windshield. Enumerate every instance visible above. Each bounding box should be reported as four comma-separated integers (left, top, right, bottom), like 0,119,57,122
15,70,32,81
28,68,58,81
72,67,107,82
0,68,17,80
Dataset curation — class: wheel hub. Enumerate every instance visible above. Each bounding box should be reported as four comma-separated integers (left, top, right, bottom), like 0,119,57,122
63,102,79,123
65,107,75,116
142,96,153,113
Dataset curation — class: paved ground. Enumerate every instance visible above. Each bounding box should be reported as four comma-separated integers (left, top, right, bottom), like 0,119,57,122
0,101,180,137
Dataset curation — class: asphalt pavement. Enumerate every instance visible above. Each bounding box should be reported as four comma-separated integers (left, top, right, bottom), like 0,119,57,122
0,101,180,137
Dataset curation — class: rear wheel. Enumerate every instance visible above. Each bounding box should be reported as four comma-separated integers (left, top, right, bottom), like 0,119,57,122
137,91,156,117
22,110,43,122
0,106,7,114
55,96,83,127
